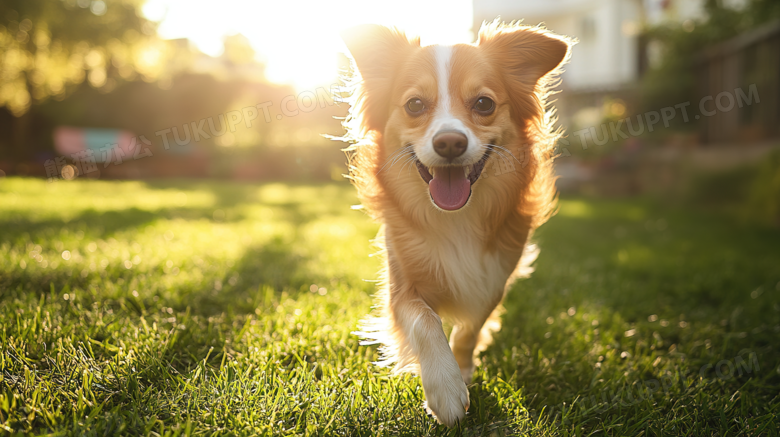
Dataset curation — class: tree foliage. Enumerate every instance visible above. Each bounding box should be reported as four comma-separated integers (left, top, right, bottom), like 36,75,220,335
0,0,167,116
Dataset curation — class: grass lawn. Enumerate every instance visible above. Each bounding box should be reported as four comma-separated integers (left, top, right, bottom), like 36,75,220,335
1,177,779,436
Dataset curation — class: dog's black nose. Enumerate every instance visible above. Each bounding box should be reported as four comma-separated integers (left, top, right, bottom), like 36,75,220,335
433,131,467,161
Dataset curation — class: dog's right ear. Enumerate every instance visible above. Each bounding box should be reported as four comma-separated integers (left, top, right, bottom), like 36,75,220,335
341,25,420,132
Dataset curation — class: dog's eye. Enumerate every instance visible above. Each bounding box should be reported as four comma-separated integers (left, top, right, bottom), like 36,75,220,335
405,98,425,115
473,97,495,115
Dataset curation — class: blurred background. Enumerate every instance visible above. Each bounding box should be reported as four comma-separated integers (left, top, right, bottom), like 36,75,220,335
0,0,778,225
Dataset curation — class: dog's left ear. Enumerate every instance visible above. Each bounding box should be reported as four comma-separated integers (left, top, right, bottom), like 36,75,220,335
341,25,420,132
478,22,572,90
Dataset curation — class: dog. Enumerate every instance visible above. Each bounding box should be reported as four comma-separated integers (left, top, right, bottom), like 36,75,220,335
340,21,572,426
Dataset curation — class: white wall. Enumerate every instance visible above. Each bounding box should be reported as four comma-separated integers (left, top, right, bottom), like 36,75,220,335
473,0,642,91
643,0,707,25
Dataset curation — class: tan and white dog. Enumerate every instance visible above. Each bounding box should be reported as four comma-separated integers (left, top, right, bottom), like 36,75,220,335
341,21,572,426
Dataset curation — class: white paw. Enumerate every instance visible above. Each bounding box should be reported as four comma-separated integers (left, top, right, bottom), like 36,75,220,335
422,369,470,427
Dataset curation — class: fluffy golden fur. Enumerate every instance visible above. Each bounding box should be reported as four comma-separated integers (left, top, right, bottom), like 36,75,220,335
341,21,572,426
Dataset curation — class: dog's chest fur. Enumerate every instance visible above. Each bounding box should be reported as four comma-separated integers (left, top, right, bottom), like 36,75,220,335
386,211,516,316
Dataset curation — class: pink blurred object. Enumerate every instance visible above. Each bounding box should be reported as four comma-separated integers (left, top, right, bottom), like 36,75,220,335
54,126,136,162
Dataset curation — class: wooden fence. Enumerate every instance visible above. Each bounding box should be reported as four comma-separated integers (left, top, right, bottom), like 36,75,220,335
696,21,780,144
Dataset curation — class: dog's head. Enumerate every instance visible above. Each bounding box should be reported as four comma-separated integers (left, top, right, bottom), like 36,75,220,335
342,22,571,213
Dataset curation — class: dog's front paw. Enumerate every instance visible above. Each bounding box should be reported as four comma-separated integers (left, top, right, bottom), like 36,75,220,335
422,369,470,427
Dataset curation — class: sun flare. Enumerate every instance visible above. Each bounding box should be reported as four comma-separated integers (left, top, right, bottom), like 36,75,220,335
143,0,473,91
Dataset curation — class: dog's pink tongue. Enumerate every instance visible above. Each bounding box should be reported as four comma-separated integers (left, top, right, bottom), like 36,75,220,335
429,166,470,210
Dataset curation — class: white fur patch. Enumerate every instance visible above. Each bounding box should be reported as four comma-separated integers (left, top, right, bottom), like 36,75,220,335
435,46,453,118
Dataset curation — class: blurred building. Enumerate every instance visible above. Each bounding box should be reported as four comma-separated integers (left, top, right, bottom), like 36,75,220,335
474,0,649,125
472,0,716,126
472,0,722,89
475,0,779,199
473,0,777,146
474,0,643,93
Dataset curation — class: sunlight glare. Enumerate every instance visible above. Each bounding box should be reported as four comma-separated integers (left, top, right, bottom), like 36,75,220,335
143,0,474,91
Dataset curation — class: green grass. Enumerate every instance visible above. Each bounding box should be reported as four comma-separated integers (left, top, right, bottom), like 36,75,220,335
1,177,779,436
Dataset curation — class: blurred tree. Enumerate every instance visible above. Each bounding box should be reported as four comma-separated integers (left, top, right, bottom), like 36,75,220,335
222,33,256,66
640,0,780,115
0,0,165,115
0,0,175,160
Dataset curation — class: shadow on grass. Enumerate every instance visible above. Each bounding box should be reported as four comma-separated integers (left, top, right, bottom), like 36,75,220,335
475,202,780,432
183,238,312,317
0,206,250,245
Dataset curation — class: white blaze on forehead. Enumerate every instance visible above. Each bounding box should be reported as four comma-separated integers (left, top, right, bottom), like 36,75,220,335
430,45,465,135
434,45,453,117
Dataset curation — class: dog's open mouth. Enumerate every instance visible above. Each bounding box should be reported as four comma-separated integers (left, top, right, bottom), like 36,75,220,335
416,150,491,211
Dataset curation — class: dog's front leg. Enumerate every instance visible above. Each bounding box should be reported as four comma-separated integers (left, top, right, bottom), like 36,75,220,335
392,296,469,426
